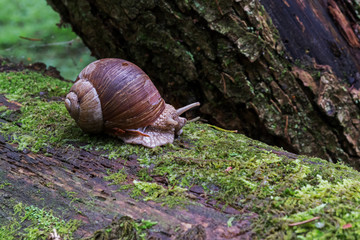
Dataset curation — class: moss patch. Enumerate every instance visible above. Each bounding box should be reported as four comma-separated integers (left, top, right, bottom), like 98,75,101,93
2,71,360,238
0,202,81,240
85,216,157,240
131,180,189,208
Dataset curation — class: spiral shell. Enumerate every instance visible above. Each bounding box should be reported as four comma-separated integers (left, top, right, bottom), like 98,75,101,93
65,58,165,133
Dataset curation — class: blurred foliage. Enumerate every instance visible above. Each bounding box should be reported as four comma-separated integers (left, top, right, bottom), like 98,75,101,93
0,0,95,80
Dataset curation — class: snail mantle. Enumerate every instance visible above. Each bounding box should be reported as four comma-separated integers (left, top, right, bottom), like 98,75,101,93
65,58,200,148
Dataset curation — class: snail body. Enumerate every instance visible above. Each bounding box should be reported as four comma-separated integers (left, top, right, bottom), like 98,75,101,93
65,58,199,148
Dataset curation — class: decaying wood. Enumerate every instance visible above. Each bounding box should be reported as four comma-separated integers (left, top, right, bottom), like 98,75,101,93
0,136,255,239
0,92,255,239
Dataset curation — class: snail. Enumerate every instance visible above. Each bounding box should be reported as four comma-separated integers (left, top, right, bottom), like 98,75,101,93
65,58,200,148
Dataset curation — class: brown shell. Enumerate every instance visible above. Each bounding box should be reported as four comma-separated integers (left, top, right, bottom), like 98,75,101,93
71,58,165,132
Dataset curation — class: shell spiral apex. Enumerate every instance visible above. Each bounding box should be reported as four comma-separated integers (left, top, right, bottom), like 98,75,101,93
65,92,79,120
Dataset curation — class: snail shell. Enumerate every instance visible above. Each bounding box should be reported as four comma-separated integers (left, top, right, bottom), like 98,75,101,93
65,58,199,148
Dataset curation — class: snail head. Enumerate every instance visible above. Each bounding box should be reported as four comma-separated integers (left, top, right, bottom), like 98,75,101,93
118,102,200,147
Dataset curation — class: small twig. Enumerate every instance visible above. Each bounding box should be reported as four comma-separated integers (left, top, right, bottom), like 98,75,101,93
220,72,236,95
284,115,288,136
188,116,201,122
19,36,43,41
208,124,238,133
214,0,223,15
270,99,282,113
222,72,235,83
289,216,320,227
221,73,227,94
49,228,61,240
2,39,77,53
28,39,75,48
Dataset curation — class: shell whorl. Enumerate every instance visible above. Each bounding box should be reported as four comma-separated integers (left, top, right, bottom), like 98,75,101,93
78,59,165,130
65,79,104,133
65,58,165,133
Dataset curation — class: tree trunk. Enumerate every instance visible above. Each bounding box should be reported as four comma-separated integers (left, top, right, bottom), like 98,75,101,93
46,0,360,168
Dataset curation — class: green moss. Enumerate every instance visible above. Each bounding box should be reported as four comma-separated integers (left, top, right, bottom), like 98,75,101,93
135,219,158,239
86,216,157,240
0,181,11,190
136,168,153,182
278,175,360,239
2,71,360,238
104,169,128,185
0,71,70,101
131,180,188,207
0,105,7,112
0,202,81,240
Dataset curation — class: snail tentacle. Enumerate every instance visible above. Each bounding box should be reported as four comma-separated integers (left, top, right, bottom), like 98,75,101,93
176,102,200,116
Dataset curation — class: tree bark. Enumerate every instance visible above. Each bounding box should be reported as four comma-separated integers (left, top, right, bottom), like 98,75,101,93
46,0,360,168
261,0,360,78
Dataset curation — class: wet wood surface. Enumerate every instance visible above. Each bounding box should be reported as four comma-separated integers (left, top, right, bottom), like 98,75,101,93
261,0,360,83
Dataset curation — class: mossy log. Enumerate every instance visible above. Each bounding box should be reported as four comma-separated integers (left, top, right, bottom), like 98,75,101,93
0,65,247,239
0,126,241,239
2,62,360,239
45,0,360,169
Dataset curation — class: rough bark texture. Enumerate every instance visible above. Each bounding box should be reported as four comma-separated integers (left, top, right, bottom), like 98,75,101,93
261,0,360,78
46,0,360,168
